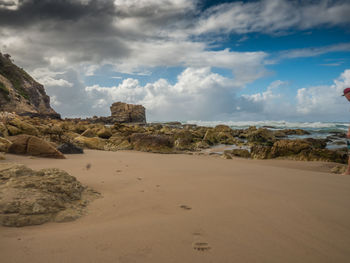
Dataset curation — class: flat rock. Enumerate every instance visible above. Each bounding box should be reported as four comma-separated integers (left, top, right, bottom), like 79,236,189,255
0,163,100,227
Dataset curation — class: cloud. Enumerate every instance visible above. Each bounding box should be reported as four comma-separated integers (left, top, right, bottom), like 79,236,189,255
278,43,350,60
296,69,350,118
85,67,243,121
193,0,350,35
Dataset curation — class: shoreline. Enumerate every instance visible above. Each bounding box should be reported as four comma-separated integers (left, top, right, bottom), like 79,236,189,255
1,150,350,263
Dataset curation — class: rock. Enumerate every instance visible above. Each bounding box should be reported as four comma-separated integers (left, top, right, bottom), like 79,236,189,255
330,165,347,174
203,129,217,145
250,145,272,159
174,130,193,150
270,139,311,157
105,134,133,151
298,148,347,163
6,125,21,136
73,136,106,150
0,137,12,152
8,135,65,158
110,102,146,123
57,142,84,154
214,125,232,133
97,127,112,139
0,152,5,160
227,149,251,158
0,163,100,227
0,53,60,118
283,129,310,135
80,128,98,137
130,133,174,153
246,128,276,146
0,122,8,136
7,117,39,136
221,152,232,159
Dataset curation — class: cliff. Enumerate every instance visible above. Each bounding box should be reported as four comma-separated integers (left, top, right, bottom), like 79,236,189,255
0,53,60,119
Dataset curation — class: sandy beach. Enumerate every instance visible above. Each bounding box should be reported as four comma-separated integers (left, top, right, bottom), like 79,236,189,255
1,150,350,263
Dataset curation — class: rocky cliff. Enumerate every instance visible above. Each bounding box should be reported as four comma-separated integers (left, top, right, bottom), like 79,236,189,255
110,102,146,123
0,53,60,119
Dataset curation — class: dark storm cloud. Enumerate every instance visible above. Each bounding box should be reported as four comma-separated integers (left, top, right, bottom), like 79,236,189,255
0,0,116,27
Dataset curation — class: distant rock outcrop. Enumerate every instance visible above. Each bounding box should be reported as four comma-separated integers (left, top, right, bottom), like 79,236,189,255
0,53,60,119
110,102,146,123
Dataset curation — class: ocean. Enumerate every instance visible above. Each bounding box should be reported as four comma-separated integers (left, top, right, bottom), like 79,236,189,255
183,120,348,149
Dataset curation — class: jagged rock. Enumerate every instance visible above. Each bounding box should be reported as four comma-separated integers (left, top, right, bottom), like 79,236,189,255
0,163,100,227
73,136,106,150
110,102,146,123
130,133,174,153
270,139,311,157
174,130,193,150
8,135,65,158
57,142,84,154
0,53,60,119
250,145,272,159
246,128,276,146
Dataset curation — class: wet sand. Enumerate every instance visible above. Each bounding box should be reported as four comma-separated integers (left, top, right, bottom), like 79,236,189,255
1,150,350,263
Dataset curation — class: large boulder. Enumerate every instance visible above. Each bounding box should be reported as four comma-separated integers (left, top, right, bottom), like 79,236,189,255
8,135,65,158
130,133,174,153
110,102,146,123
0,163,100,227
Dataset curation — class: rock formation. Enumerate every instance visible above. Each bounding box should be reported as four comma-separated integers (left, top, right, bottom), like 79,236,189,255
0,163,100,227
0,53,60,119
110,102,146,123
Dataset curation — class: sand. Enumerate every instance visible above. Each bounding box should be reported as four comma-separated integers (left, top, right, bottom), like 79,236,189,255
1,150,350,263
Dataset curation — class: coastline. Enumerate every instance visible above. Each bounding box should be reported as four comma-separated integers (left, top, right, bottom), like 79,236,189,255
1,150,350,263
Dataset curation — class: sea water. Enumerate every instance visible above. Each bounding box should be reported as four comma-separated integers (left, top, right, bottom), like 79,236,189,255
183,120,348,150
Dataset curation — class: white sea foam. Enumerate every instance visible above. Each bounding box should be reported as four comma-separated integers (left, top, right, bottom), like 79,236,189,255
184,120,348,131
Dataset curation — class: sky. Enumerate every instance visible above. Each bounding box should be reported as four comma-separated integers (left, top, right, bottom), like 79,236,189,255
0,0,350,122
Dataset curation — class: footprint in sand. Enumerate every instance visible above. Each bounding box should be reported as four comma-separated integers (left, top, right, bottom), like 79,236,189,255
180,205,192,210
192,242,211,251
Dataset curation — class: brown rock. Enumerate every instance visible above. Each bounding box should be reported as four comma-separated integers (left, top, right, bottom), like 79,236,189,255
8,135,65,158
110,102,146,123
0,163,100,227
130,133,174,153
0,137,12,152
73,136,106,150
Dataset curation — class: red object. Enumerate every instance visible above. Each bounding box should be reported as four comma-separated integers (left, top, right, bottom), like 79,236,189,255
343,88,350,96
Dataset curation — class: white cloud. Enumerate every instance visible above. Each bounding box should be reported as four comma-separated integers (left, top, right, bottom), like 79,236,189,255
86,67,241,120
243,80,285,102
193,0,350,35
296,69,350,117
